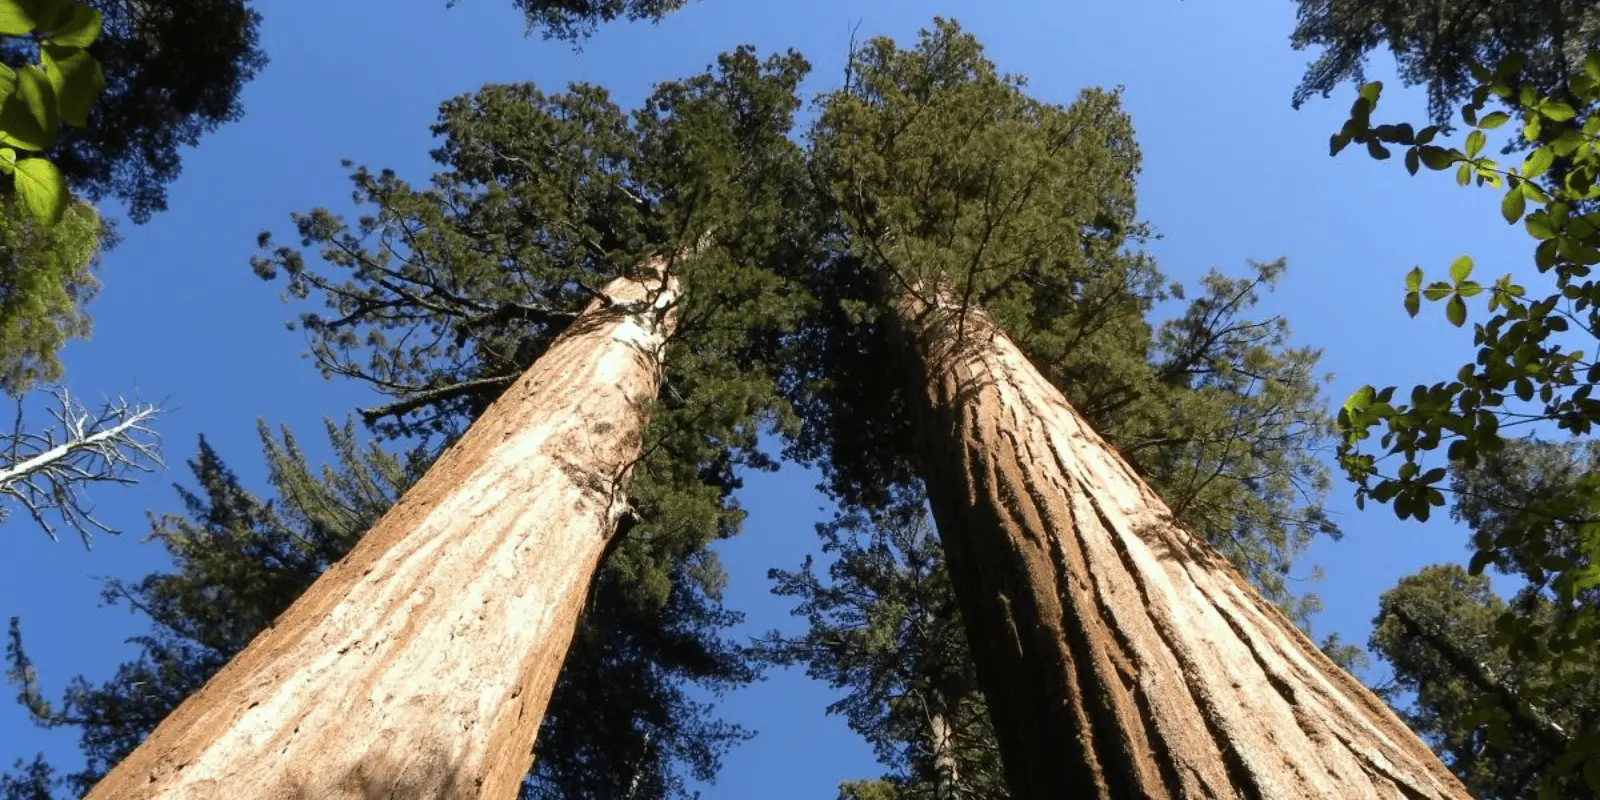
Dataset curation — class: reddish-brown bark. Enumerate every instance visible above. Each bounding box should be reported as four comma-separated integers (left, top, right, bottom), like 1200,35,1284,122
895,285,1471,800
86,267,678,800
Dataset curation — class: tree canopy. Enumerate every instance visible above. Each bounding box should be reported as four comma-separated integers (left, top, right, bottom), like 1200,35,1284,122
496,0,697,42
758,21,1351,796
1333,46,1600,794
1370,440,1600,799
0,0,267,222
1290,0,1600,127
6,43,821,798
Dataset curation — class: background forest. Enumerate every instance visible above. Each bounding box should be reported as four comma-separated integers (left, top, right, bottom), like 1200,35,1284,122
0,0,1593,798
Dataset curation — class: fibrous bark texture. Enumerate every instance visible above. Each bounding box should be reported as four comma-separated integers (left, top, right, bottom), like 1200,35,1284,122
87,268,678,800
895,286,1470,800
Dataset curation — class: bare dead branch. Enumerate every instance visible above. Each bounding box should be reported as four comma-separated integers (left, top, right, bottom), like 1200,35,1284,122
0,388,163,546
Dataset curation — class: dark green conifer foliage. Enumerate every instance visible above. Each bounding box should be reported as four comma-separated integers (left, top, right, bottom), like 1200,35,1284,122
493,0,697,42
767,20,1345,795
1290,0,1600,127
7,46,813,798
0,197,104,396
1370,439,1600,799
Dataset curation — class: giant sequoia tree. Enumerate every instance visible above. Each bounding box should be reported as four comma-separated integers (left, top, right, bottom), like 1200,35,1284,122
5,418,752,798
764,256,1356,796
786,20,1470,798
58,47,811,798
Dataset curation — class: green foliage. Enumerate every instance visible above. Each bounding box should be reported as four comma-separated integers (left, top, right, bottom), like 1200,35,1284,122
242,46,816,794
769,21,1344,794
4,419,757,798
758,498,1010,798
1366,441,1600,799
791,19,1338,619
1290,0,1600,127
1333,49,1600,793
0,0,103,225
0,0,267,222
491,0,695,42
0,193,101,395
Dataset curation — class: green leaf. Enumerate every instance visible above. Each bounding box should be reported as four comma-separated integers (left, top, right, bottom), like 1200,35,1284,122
40,44,102,127
1405,146,1419,175
1366,139,1391,160
1478,111,1511,129
1588,53,1600,82
1405,291,1420,317
0,0,41,35
1516,377,1534,401
1466,129,1485,157
1419,146,1455,170
1496,52,1527,78
1526,115,1543,142
1447,295,1467,327
1524,146,1555,179
0,146,16,175
1423,282,1454,301
1450,255,1473,283
1358,81,1382,104
1329,132,1350,156
1503,186,1527,223
1344,385,1375,415
1527,215,1559,240
1458,281,1483,298
0,65,58,152
1405,266,1423,292
1536,238,1558,267
1541,101,1577,122
1470,550,1493,575
1457,162,1473,186
14,156,64,225
38,0,98,47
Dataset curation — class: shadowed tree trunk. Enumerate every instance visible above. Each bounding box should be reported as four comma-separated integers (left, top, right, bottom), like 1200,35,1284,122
893,284,1471,800
84,265,679,800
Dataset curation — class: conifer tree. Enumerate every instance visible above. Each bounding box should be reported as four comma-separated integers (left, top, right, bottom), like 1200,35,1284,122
6,419,750,798
44,46,811,798
788,20,1471,798
1368,439,1600,798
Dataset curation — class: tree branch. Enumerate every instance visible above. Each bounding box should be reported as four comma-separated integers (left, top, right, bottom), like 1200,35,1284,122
357,374,518,425
1384,601,1570,750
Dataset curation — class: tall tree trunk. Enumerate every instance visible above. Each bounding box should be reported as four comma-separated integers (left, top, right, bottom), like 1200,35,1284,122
86,266,679,800
892,285,1471,800
927,698,959,800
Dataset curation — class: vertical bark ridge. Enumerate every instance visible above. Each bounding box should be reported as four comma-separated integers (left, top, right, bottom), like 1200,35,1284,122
86,265,680,800
896,285,1470,800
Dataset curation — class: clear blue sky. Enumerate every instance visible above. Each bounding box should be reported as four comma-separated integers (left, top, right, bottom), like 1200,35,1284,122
0,0,1534,795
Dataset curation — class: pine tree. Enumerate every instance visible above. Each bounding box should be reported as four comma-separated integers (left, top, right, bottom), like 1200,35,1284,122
760,496,1009,800
1368,439,1600,798
789,20,1471,798
80,266,685,798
